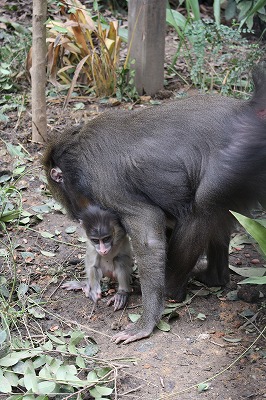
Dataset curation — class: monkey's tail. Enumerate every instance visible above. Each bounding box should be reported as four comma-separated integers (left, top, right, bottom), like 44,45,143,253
196,109,266,211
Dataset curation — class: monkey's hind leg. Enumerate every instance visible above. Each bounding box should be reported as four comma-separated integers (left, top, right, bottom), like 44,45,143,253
194,216,232,287
165,213,210,302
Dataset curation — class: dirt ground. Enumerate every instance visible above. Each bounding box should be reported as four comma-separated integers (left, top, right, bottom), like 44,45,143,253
1,93,266,399
1,5,266,399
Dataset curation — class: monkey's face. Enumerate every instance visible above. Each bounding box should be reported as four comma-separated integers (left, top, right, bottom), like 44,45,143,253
90,235,113,256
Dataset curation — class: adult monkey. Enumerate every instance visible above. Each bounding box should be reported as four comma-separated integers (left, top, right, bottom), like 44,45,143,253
43,63,266,344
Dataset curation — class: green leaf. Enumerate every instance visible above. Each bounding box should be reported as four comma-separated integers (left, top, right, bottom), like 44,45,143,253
46,333,66,345
65,225,77,234
40,250,56,257
28,307,45,319
13,165,26,176
76,355,86,369
87,370,99,382
196,313,206,321
69,330,84,346
19,217,30,225
156,320,171,332
90,385,113,396
0,330,7,344
96,367,112,378
231,212,266,256
238,276,266,285
32,205,51,214
198,382,209,392
68,344,78,355
39,365,52,380
41,340,53,351
229,264,266,278
84,340,99,357
0,368,12,393
223,337,242,343
4,371,19,387
40,231,55,239
37,381,56,394
128,313,141,322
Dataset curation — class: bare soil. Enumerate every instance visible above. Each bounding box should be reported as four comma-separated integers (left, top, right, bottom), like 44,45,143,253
1,92,266,399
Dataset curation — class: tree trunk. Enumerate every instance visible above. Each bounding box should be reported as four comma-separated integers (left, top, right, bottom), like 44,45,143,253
31,0,47,143
128,0,166,96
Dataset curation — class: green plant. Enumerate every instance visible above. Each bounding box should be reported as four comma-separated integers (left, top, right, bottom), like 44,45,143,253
0,20,31,93
180,20,262,94
46,0,125,101
231,211,266,285
225,0,266,31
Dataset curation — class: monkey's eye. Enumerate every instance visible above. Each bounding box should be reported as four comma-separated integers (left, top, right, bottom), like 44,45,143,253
103,236,112,243
91,238,100,244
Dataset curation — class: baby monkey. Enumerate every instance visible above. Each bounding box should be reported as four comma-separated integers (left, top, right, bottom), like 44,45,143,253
62,205,133,311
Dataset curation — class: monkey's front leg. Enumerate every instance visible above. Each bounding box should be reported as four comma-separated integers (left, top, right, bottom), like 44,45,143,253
112,209,166,344
107,255,132,311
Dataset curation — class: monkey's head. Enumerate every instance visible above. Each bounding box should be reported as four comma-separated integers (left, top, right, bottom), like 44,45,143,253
80,205,120,257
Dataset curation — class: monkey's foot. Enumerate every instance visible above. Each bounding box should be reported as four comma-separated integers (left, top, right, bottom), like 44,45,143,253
165,285,187,303
107,290,129,311
194,268,230,287
112,322,153,344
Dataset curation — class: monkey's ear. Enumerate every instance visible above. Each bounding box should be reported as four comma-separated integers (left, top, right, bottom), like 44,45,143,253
79,219,83,225
51,167,63,183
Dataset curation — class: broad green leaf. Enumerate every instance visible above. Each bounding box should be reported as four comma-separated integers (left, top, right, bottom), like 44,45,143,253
41,340,53,351
196,313,207,321
0,350,39,367
70,330,84,345
0,330,7,344
229,264,266,277
6,143,26,158
19,217,30,225
32,205,51,214
39,365,53,380
84,340,98,357
198,383,209,392
238,276,266,285
231,212,266,256
28,307,45,319
128,313,141,322
68,344,78,355
65,225,77,234
33,356,47,369
76,355,86,369
13,166,26,176
24,371,38,392
4,371,19,387
166,3,186,30
87,370,99,382
90,385,113,396
156,320,171,332
37,381,56,394
40,231,55,239
46,333,65,345
0,368,12,393
96,367,112,378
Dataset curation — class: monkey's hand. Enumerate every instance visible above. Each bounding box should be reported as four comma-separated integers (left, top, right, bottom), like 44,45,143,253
112,319,154,344
107,290,129,311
